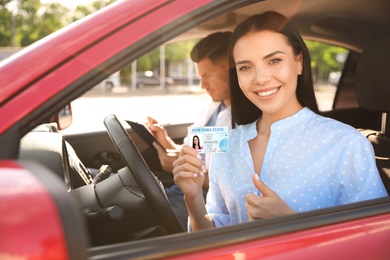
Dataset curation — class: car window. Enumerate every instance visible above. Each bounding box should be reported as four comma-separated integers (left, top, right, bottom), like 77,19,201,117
61,40,348,135
61,39,209,135
305,40,348,111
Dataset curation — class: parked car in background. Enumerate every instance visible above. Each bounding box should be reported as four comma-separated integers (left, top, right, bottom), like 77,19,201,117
95,71,121,90
135,71,174,88
328,71,341,85
1,0,389,259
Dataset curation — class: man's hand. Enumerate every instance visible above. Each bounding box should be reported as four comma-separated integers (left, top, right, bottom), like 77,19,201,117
153,142,179,173
145,117,177,149
245,174,296,220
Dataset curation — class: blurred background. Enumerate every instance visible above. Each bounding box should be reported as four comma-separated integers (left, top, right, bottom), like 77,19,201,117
0,0,345,133
0,0,346,89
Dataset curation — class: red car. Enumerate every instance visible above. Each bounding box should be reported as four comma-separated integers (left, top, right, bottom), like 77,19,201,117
1,0,389,259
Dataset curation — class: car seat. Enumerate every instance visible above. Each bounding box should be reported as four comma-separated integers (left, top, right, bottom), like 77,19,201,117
356,33,390,195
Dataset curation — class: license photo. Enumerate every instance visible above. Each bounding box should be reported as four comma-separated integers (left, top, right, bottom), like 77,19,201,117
188,126,229,153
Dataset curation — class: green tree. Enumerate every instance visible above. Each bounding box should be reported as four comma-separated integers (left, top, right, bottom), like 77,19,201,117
1,0,114,47
0,0,68,47
166,40,198,62
136,48,160,72
72,0,115,22
135,40,198,72
39,3,69,37
0,0,13,46
120,39,198,84
17,0,42,46
306,40,347,83
19,0,70,46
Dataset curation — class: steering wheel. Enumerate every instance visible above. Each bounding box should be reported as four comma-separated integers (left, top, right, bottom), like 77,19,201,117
104,114,184,234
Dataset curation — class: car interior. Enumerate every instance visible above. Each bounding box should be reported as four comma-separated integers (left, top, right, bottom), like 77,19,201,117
354,33,390,194
14,0,390,255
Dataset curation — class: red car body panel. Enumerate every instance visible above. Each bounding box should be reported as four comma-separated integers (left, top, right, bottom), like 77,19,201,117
167,213,390,259
0,0,389,259
0,161,68,260
0,0,211,135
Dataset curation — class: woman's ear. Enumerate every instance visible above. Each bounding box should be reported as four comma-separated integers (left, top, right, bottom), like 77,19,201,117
297,53,303,75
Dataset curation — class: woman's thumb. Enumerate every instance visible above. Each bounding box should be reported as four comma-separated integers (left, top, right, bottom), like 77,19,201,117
252,173,275,197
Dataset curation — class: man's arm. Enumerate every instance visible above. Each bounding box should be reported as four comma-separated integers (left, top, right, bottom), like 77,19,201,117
146,116,180,150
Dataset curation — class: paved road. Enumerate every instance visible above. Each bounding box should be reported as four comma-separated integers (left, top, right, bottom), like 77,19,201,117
61,84,336,135
61,85,209,134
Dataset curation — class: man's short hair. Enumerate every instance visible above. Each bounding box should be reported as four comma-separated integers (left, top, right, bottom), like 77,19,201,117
190,31,232,66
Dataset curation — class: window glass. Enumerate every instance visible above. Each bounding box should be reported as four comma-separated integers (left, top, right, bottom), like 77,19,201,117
305,40,348,111
62,40,350,134
61,40,208,135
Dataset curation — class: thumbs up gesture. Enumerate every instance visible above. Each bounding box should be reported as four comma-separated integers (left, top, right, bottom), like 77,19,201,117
245,174,296,220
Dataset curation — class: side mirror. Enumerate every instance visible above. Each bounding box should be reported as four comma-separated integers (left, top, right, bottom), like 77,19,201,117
52,103,73,130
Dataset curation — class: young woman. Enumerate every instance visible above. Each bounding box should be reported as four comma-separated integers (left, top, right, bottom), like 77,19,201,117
192,135,203,151
172,11,387,231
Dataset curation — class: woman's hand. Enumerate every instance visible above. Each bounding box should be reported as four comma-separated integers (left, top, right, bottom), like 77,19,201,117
245,174,296,220
173,145,214,231
172,145,204,200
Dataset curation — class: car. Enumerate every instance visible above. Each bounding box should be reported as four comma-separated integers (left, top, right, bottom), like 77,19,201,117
1,0,390,259
96,71,121,90
328,71,341,86
135,71,174,88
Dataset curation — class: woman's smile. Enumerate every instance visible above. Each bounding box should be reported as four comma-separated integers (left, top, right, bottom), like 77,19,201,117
256,86,281,97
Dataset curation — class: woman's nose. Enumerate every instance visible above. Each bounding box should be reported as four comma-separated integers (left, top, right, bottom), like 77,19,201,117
254,66,271,85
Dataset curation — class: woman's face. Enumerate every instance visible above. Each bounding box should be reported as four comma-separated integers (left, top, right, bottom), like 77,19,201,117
233,30,303,120
193,136,199,144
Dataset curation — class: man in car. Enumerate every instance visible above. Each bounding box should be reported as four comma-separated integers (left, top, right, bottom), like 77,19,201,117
146,31,232,229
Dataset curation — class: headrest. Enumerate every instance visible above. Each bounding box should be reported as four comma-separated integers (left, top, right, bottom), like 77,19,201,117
356,33,390,112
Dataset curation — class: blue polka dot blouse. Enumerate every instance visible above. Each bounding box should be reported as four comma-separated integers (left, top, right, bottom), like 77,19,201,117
206,107,388,227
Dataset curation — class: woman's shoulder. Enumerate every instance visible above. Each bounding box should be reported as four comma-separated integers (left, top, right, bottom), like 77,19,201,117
311,112,366,140
227,120,258,147
230,120,257,136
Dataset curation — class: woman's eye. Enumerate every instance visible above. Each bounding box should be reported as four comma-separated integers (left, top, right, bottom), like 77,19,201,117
269,58,281,64
238,65,250,72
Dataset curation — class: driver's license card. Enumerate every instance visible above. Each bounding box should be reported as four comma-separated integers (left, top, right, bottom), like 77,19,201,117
188,126,229,153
